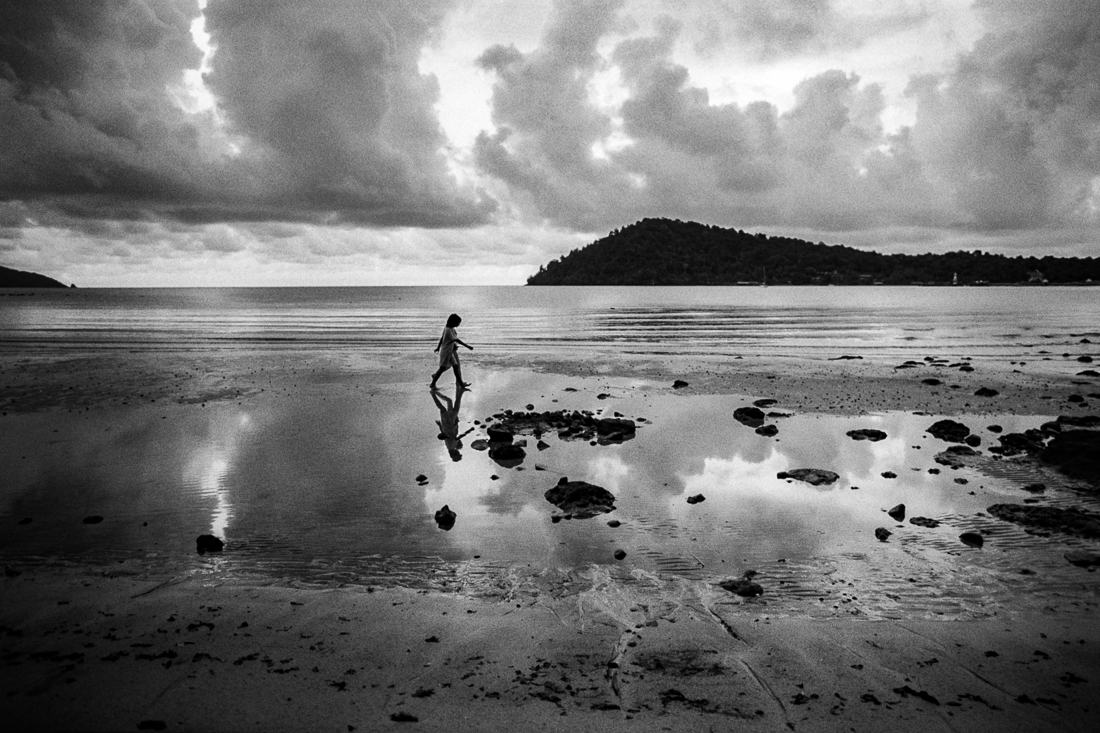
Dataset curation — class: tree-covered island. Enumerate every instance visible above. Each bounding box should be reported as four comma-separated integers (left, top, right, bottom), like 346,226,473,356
527,218,1100,286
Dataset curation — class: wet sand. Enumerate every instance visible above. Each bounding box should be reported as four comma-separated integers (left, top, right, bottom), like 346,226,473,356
3,346,1099,731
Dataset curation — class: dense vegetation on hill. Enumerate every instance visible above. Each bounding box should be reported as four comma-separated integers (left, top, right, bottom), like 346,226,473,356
0,265,70,288
527,219,1100,286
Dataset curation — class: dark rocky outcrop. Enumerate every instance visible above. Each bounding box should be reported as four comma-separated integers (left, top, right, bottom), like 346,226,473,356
959,531,984,548
1040,430,1100,484
1065,550,1100,567
777,469,839,486
733,406,765,428
933,445,979,468
887,504,905,521
486,409,637,446
909,517,941,528
434,505,456,531
489,442,526,468
719,576,763,597
847,429,887,442
196,534,224,553
544,478,616,519
927,419,971,443
988,504,1100,539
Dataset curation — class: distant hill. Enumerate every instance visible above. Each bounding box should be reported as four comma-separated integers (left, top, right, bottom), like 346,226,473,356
527,218,1100,286
0,265,70,288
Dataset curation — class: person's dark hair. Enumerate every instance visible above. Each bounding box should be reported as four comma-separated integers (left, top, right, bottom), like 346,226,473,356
446,313,462,328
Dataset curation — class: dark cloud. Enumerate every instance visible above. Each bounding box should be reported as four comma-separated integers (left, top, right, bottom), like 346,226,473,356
0,0,491,229
683,0,929,61
907,0,1100,230
474,0,1100,240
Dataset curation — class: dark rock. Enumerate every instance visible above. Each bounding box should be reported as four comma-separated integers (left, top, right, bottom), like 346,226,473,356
686,494,706,505
776,468,839,486
959,365,974,372
489,442,526,467
831,355,863,360
1065,550,1100,568
470,439,489,451
733,406,766,428
614,549,626,560
959,531,984,548
964,434,982,447
1078,369,1100,377
987,424,1003,433
755,424,778,437
909,517,941,528
753,398,778,408
672,380,689,389
1041,430,1100,484
525,403,535,411
1021,483,1046,493
196,534,224,553
415,474,428,483
1056,414,1100,427
607,520,621,528
719,578,763,597
988,503,1100,539
18,517,32,525
887,504,905,521
434,505,456,531
544,479,616,519
82,515,103,524
390,712,419,722
1068,394,1085,403
933,444,979,467
921,378,943,386
874,527,891,542
596,393,610,400
847,429,887,442
881,471,897,479
486,426,513,444
536,440,550,451
990,431,1046,456
974,387,999,397
1079,355,1094,363
927,419,971,443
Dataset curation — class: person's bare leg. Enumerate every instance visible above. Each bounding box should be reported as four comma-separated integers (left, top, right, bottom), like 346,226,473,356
429,366,446,389
454,364,470,389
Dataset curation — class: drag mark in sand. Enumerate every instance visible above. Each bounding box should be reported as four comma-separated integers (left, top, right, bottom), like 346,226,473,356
738,658,795,730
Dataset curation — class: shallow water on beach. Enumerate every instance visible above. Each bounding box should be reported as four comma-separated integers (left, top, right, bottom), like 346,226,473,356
4,368,1097,618
1,285,1096,361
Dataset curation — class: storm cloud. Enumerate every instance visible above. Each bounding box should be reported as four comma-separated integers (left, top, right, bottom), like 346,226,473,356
473,0,1100,238
0,0,490,228
0,0,1097,285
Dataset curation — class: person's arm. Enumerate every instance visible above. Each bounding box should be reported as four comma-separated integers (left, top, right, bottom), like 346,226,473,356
434,330,445,352
455,338,473,350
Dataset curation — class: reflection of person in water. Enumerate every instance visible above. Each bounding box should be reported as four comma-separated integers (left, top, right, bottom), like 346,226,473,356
432,388,474,461
430,313,473,391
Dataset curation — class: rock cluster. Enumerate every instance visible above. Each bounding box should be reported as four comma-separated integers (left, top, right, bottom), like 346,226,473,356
544,478,617,519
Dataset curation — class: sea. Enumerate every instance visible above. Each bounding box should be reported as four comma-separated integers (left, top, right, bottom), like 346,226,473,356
0,285,1096,359
2,286,1098,615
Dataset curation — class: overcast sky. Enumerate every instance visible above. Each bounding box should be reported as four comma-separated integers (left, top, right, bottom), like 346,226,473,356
1,0,1098,286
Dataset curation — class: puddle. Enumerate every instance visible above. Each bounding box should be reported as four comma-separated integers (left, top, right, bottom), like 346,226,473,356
3,369,1098,617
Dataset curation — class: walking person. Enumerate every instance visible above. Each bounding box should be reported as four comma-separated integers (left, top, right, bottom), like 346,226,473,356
430,313,473,391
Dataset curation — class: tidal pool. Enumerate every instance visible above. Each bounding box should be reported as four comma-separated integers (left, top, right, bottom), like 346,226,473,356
4,368,1081,599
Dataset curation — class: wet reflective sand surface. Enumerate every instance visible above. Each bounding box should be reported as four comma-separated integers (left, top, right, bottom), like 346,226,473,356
5,368,1097,619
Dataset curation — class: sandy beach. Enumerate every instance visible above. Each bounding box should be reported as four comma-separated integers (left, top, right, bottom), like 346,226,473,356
3,342,1100,731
